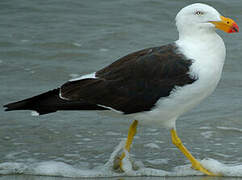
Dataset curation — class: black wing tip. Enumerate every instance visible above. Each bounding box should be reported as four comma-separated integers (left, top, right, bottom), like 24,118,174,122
3,104,11,111
3,103,54,115
3,102,19,111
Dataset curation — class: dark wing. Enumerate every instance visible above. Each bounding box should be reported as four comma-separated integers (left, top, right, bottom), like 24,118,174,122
60,44,197,114
4,89,107,115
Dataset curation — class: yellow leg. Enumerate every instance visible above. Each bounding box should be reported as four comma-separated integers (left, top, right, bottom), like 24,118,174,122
119,120,138,170
171,128,217,176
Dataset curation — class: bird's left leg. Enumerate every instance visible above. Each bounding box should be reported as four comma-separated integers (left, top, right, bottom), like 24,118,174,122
171,128,217,176
119,120,138,171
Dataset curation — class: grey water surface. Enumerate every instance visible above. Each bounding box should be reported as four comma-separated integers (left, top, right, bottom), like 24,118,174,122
1,0,242,179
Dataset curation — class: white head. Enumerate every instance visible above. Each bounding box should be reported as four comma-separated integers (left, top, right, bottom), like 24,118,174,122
176,3,239,38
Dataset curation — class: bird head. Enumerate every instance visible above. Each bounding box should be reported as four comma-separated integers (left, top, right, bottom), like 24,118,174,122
176,3,239,36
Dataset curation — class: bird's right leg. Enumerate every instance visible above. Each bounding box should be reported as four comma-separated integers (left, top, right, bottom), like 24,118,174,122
170,128,217,176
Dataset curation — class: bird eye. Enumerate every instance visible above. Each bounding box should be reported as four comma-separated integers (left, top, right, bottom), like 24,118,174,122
195,11,204,15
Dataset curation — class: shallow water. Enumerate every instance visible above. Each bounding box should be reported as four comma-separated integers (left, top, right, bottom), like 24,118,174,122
1,0,242,179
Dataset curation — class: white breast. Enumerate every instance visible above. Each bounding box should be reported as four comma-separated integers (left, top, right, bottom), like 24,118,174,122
134,32,226,128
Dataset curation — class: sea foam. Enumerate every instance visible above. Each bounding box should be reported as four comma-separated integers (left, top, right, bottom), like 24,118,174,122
1,140,242,178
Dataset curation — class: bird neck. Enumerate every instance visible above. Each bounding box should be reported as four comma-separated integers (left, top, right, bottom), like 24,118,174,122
176,30,226,64
178,26,218,42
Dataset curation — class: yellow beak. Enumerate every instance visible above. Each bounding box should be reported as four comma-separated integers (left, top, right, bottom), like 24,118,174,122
210,16,239,33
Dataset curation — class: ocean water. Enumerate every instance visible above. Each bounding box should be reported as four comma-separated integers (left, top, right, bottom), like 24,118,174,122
1,0,242,179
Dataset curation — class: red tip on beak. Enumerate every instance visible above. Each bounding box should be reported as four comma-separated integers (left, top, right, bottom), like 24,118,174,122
228,22,239,33
210,16,239,34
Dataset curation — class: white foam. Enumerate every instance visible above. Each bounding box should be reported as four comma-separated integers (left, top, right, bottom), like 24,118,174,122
147,158,168,165
199,126,212,130
201,159,242,176
217,126,242,132
120,150,133,174
72,42,82,47
99,48,109,52
144,143,160,149
200,131,213,139
0,162,28,175
31,111,39,116
1,142,242,177
147,128,158,132
20,40,29,43
105,131,121,136
69,73,80,78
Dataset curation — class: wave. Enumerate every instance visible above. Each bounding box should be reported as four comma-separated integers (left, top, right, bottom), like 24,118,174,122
1,140,242,178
